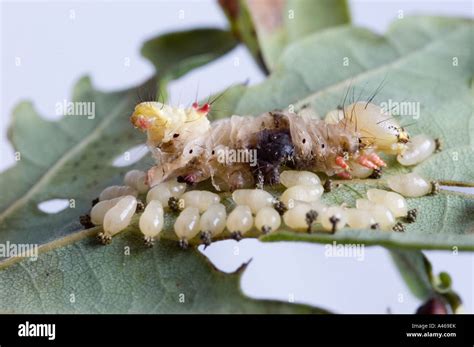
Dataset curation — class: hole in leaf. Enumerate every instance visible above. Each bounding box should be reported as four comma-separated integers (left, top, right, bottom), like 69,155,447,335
198,239,256,273
112,144,148,167
37,199,69,214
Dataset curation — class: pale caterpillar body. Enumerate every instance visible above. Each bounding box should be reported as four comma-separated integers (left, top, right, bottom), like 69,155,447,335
130,99,410,191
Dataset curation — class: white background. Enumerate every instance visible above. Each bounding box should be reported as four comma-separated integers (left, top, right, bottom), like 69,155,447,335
1,0,473,313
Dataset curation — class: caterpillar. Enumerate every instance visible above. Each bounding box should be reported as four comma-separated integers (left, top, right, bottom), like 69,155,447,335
129,99,410,191
76,89,445,247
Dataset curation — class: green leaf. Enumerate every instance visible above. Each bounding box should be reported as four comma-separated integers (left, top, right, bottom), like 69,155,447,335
0,77,150,249
0,15,472,312
437,271,452,292
219,0,269,73
389,249,463,313
220,0,350,72
285,0,351,39
0,231,326,313
389,249,434,300
141,28,238,99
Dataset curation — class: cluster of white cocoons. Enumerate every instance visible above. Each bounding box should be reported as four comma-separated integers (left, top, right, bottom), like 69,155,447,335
352,188,409,230
280,170,323,208
172,191,224,247
93,170,164,244
231,188,285,236
181,191,220,213
277,170,414,233
93,169,151,243
279,171,340,232
91,167,427,247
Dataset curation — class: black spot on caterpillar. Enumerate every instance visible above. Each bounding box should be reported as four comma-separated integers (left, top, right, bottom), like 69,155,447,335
253,128,294,185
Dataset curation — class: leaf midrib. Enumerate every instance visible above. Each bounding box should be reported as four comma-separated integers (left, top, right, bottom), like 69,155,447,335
0,95,133,224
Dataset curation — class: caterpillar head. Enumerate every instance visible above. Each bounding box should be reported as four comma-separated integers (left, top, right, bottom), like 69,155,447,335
341,102,409,155
130,101,211,144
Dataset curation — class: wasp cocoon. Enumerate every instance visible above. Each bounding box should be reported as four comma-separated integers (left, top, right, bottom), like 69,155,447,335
280,170,321,187
280,184,323,207
90,197,122,225
146,183,170,205
124,169,149,194
255,207,281,233
166,179,187,196
345,208,376,229
99,185,138,201
199,203,226,238
102,196,137,237
350,161,373,178
367,188,408,217
282,202,313,231
355,197,396,230
370,205,396,230
356,198,376,210
226,205,253,238
174,207,200,246
182,191,220,213
146,179,186,206
309,201,328,222
397,134,435,166
387,173,433,197
139,200,164,245
232,189,275,214
321,206,347,232
366,189,387,203
324,109,344,124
